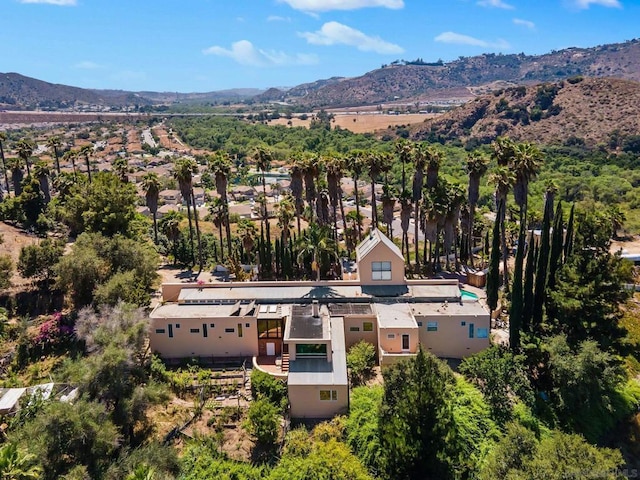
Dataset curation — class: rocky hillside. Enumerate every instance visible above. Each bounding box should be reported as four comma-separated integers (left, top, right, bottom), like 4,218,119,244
406,77,640,148
286,39,640,108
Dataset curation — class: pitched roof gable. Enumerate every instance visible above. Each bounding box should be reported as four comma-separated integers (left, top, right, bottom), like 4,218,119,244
355,228,404,262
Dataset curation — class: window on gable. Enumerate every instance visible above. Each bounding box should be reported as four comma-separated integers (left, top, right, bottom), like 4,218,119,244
371,261,392,281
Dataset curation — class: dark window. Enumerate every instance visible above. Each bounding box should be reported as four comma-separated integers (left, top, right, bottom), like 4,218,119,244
190,328,200,333
238,323,243,338
363,322,373,332
258,319,283,339
168,324,173,338
349,326,360,332
225,328,235,333
245,323,250,328
203,324,208,338
175,323,180,328
295,344,327,356
417,321,423,327
210,323,215,328
468,323,475,339
461,321,466,326
155,328,165,334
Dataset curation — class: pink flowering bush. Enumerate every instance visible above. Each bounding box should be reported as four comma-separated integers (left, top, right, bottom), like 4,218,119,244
33,312,75,351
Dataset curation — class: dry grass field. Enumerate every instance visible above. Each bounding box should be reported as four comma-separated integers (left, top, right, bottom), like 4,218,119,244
268,113,436,134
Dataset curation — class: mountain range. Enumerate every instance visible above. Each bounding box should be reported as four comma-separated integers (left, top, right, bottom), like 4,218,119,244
1,38,639,111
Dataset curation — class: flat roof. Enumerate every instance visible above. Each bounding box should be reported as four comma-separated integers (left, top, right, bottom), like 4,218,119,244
175,282,461,304
411,301,488,317
288,316,348,387
287,305,329,340
150,303,256,319
374,303,417,328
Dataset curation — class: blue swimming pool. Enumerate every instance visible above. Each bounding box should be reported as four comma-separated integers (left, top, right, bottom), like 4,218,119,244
460,289,479,300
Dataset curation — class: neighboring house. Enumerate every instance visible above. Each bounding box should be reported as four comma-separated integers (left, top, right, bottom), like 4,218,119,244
157,204,180,219
149,228,490,419
159,189,182,205
231,186,256,202
229,203,254,219
192,187,205,207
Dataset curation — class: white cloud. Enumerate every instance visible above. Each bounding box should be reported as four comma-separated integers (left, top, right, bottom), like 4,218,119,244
571,0,621,8
300,21,404,54
74,61,104,70
19,0,76,5
202,40,318,67
278,0,403,12
267,15,291,22
477,0,514,9
513,18,535,30
435,31,510,50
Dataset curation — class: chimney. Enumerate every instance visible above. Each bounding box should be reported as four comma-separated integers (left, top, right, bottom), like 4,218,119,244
312,300,319,318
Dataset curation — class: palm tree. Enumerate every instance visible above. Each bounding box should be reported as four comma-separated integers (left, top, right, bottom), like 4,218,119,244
316,190,330,227
301,154,320,224
325,155,346,247
142,172,161,244
381,184,397,239
425,144,443,189
395,139,413,194
399,191,412,265
489,165,516,288
237,219,258,265
8,157,24,196
80,144,93,183
62,149,78,176
443,182,466,271
159,210,183,263
15,139,34,177
465,151,489,267
347,150,366,242
0,443,41,479
411,144,428,269
492,136,517,167
174,157,200,268
209,151,233,257
33,161,51,204
208,196,227,261
512,142,542,220
253,146,273,240
289,156,305,235
276,194,295,243
296,223,337,281
112,157,129,183
0,132,10,194
46,135,62,176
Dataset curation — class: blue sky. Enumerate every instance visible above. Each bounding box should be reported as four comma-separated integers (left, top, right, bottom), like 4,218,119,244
1,0,637,92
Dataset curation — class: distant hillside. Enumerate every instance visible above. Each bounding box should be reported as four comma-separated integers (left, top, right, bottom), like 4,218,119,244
0,72,263,110
405,77,640,148
284,39,640,108
0,72,150,109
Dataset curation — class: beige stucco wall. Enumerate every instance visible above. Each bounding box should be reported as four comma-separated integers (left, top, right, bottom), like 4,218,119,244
378,326,419,354
379,351,417,368
288,384,349,418
417,313,490,359
150,316,258,359
342,315,378,352
357,242,405,286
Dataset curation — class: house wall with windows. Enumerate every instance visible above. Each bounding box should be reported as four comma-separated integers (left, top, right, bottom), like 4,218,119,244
288,384,349,418
342,315,378,351
414,302,490,358
356,229,405,286
149,305,258,359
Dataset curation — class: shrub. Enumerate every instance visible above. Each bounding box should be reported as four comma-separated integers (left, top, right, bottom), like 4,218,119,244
346,341,376,387
250,369,288,410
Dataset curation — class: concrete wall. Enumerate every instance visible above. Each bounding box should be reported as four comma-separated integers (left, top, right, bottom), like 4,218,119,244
288,384,349,419
342,315,378,352
378,326,419,354
417,313,490,359
357,242,405,286
150,316,258,359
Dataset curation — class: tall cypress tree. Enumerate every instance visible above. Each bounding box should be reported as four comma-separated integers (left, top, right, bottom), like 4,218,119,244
510,216,526,351
564,203,575,262
548,202,564,291
522,232,536,332
532,197,553,331
487,202,503,315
